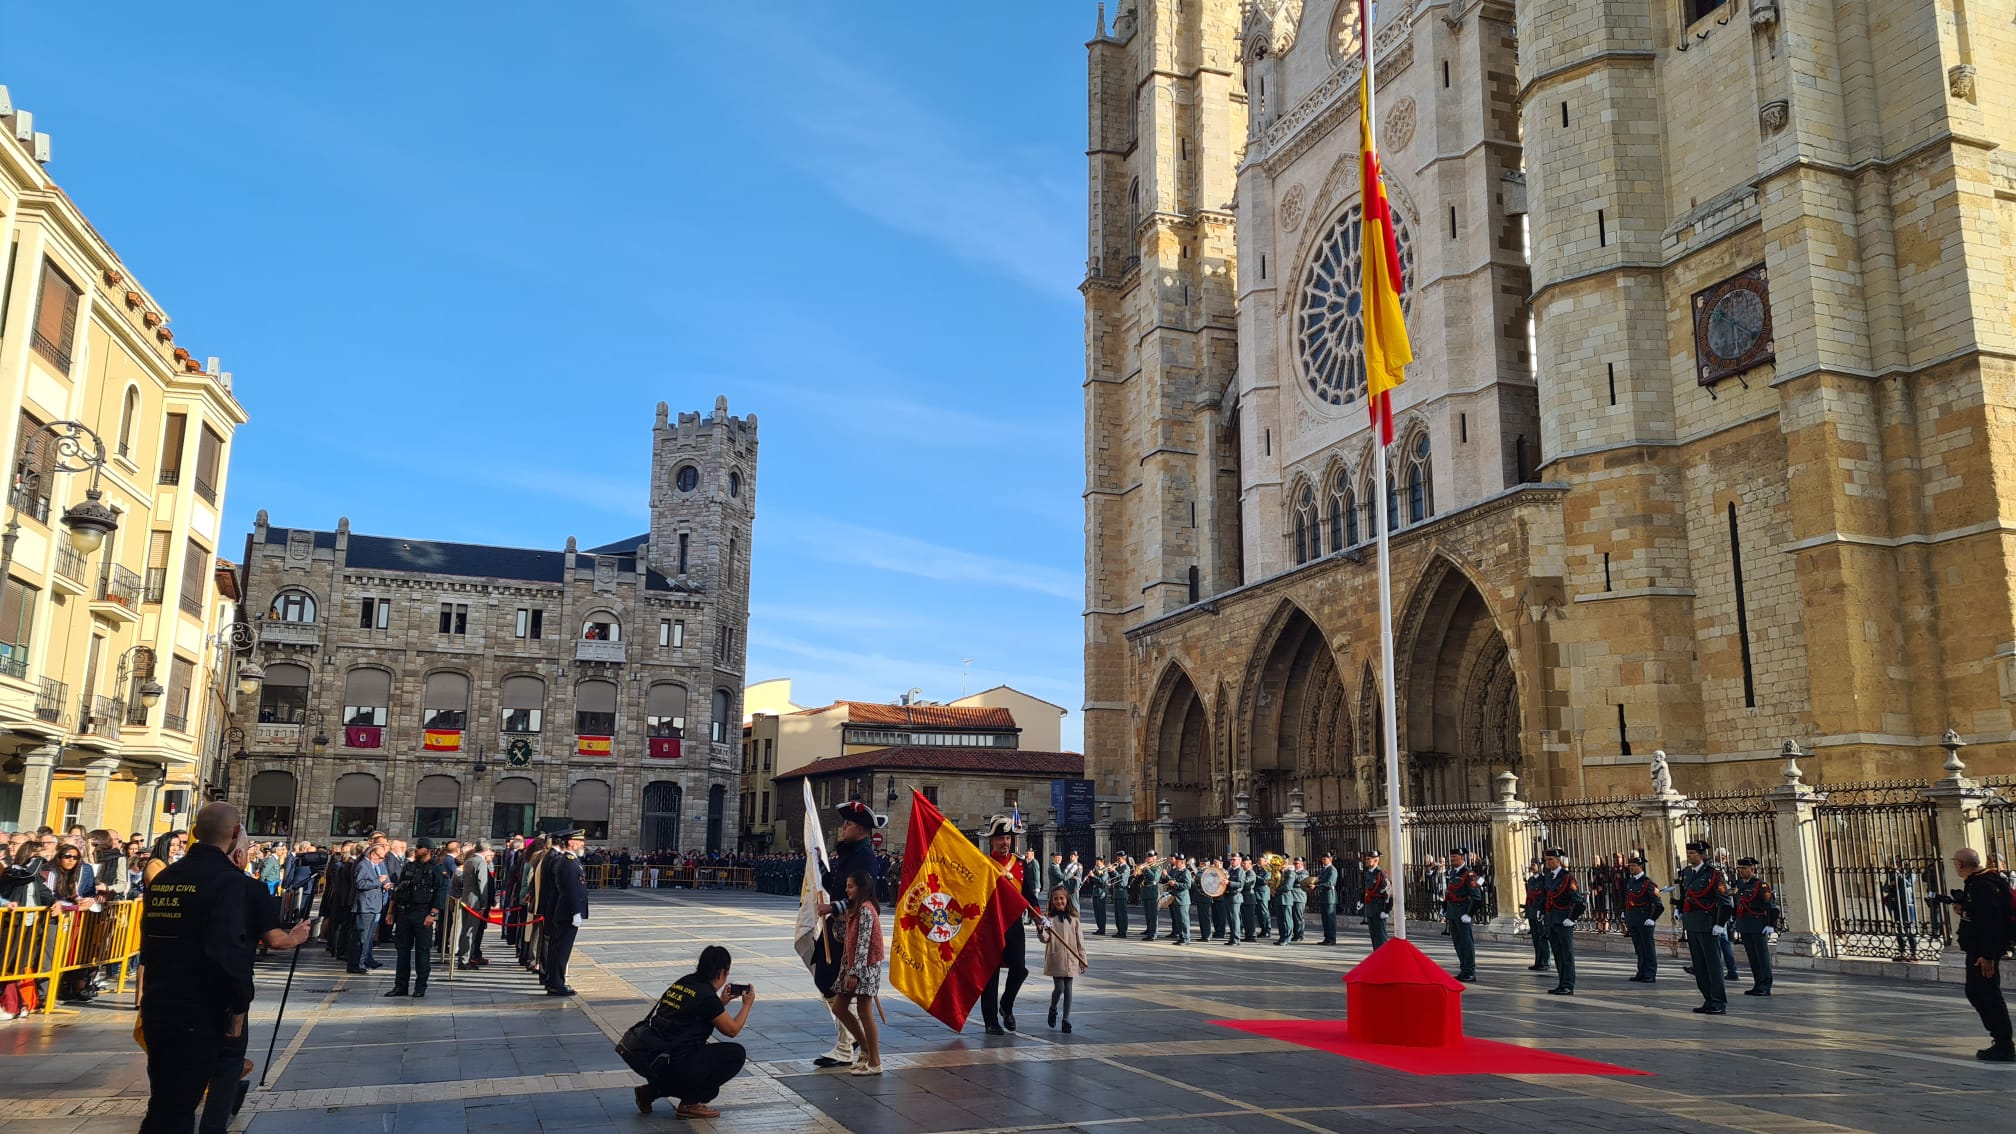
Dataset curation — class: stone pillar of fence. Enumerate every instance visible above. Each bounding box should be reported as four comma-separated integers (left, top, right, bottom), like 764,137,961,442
1151,798,1175,859
1766,740,1830,956
1636,760,1695,879
1280,787,1311,861
1225,792,1254,857
14,743,58,832
1922,730,1988,865
1374,805,1410,869
1093,802,1114,862
78,756,123,832
1486,771,1544,934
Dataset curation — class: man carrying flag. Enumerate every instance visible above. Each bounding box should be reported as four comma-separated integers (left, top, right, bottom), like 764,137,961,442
980,814,1032,1035
808,798,883,1068
888,794,1033,1033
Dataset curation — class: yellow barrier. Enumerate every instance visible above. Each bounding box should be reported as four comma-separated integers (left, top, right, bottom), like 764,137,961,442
1,902,143,1017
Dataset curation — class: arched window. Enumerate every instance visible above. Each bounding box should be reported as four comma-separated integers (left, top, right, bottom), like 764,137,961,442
1407,432,1433,523
270,590,316,624
331,772,380,836
647,683,688,738
247,770,296,837
414,774,460,839
1293,483,1318,564
1341,483,1360,547
501,675,545,733
710,688,732,743
1127,177,1141,233
576,679,617,736
258,662,310,725
422,671,469,731
581,613,620,641
728,470,742,498
569,778,611,841
342,667,391,727
642,781,683,854
491,776,536,839
117,386,140,459
675,465,699,492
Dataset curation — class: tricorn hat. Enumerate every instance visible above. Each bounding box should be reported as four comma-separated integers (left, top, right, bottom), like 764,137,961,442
983,813,1018,838
836,800,888,831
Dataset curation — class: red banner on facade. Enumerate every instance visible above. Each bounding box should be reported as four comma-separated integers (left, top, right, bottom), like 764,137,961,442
344,726,383,749
648,737,682,759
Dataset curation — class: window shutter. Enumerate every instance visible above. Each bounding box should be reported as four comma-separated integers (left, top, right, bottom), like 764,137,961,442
180,541,210,610
147,531,171,570
167,655,195,717
160,414,187,479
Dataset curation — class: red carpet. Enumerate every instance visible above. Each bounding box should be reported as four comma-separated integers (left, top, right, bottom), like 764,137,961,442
1212,1019,1650,1076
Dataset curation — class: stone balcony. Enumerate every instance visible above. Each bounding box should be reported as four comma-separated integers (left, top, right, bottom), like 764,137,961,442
575,639,626,664
258,621,321,646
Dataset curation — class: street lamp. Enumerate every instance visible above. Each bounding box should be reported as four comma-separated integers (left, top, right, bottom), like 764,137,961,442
473,747,489,775
0,420,122,584
113,645,165,724
297,709,329,757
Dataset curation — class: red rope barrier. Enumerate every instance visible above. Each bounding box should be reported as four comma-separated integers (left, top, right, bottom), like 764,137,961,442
459,902,545,928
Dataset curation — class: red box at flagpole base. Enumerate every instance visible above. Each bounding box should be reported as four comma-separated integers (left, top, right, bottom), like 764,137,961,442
1343,937,1463,1047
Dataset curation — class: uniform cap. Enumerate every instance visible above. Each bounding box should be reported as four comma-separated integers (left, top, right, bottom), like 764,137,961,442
1685,840,1711,854
1544,847,1567,858
1449,846,1469,856
414,837,436,851
1363,849,1381,858
1735,856,1760,867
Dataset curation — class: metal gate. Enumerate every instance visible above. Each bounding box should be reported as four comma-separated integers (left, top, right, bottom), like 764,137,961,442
1983,776,2016,866
1306,810,1375,856
1686,790,1786,923
1109,820,1157,859
642,782,682,854
1168,816,1227,860
1533,796,1644,935
1404,803,1495,918
1815,782,1949,959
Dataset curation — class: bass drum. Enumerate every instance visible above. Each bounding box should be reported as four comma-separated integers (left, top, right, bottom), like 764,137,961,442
1157,892,1176,909
1198,865,1228,898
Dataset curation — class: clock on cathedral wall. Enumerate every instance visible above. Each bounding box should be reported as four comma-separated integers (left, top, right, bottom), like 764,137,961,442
1692,265,1775,386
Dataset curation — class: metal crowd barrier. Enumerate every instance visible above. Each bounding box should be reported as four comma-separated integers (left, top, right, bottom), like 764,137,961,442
1,902,143,1017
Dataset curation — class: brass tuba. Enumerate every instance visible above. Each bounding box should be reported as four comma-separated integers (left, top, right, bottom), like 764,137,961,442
1261,853,1287,894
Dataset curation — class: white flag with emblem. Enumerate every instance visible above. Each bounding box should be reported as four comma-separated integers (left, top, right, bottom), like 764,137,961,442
794,779,831,970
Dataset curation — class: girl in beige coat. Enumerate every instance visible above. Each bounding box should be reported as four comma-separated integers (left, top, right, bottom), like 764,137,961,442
1035,885,1088,1032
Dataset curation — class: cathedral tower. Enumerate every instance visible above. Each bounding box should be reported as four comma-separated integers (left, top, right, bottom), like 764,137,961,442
1082,0,1248,803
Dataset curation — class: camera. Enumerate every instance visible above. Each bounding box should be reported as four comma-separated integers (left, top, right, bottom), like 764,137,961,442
724,983,750,998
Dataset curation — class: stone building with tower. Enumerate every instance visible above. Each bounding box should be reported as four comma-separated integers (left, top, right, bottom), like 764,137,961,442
1083,0,2016,825
230,399,755,851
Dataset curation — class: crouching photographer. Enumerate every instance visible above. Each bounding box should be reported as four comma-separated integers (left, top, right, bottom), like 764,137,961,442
617,945,754,1120
1930,847,2013,1062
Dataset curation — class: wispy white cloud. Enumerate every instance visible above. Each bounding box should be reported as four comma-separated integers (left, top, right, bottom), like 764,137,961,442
730,375,1076,452
748,631,1078,715
767,515,1081,602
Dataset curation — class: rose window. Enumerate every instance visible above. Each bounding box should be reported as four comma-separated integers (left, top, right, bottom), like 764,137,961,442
1296,204,1415,407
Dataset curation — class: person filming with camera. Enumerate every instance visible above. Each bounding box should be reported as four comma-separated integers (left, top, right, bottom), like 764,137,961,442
1931,847,2013,1062
617,945,755,1120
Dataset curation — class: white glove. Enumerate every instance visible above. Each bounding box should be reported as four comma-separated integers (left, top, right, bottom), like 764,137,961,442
1562,919,1576,928
1460,915,1473,924
1711,924,1727,937
1644,919,1656,928
1763,927,1776,938
1379,912,1388,920
572,913,587,927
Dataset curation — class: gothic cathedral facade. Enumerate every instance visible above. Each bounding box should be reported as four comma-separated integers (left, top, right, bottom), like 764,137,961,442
1083,0,2016,819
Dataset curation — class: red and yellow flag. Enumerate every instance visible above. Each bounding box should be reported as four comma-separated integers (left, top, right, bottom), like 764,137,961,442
889,790,1032,1031
576,735,612,756
1359,0,1412,446
422,729,462,752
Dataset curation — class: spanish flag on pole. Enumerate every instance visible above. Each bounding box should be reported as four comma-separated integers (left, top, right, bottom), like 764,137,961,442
1358,0,1412,446
889,790,1032,1031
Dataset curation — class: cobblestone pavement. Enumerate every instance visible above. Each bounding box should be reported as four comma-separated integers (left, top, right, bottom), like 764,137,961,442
3,890,2013,1132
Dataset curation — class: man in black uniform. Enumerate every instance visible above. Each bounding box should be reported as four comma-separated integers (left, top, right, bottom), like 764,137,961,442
1621,854,1663,983
541,830,590,996
139,802,310,1134
812,800,882,1064
1540,848,1583,995
385,839,446,998
1522,861,1552,972
1731,857,1778,997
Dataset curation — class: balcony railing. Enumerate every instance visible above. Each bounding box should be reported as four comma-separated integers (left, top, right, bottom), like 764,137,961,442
54,545,88,582
258,620,320,645
194,475,217,504
98,565,142,609
35,676,66,722
157,469,181,486
32,330,73,373
575,639,626,664
9,486,49,524
80,695,125,737
179,590,204,617
163,712,189,733
0,643,28,681
143,567,168,604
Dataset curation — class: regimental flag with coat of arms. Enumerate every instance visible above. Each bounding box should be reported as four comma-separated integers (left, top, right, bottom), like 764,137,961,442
889,790,1032,1031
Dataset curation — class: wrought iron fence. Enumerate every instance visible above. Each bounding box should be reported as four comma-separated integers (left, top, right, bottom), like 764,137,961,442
1814,781,1949,960
1686,789,1787,924
1168,816,1228,860
1250,817,1284,855
34,677,66,724
1108,820,1157,858
1984,777,2016,868
1305,809,1375,856
1029,825,1096,860
98,565,141,609
1404,803,1496,919
1533,796,1645,934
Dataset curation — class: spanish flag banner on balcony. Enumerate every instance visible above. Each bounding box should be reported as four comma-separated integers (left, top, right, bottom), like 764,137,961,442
889,790,1033,1032
1358,0,1412,447
576,735,612,757
422,729,462,752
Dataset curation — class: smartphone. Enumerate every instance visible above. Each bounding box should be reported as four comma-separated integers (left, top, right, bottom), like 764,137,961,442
724,983,750,998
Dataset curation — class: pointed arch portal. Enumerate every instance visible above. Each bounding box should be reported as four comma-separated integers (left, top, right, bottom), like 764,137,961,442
1400,562,1524,805
1246,606,1352,817
1147,666,1212,819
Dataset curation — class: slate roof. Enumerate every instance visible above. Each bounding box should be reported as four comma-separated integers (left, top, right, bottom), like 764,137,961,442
773,747,1083,781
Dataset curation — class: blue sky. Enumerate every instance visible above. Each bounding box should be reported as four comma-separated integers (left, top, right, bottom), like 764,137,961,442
5,2,1092,748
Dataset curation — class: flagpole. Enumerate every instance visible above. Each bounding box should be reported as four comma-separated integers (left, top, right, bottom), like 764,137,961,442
1363,0,1407,941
